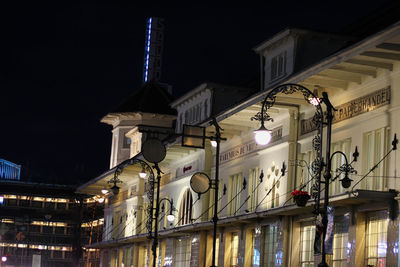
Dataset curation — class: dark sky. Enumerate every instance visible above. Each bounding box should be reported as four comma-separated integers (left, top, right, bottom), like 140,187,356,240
0,1,393,185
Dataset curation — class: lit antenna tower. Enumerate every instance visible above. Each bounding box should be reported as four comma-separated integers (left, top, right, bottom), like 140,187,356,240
143,17,165,83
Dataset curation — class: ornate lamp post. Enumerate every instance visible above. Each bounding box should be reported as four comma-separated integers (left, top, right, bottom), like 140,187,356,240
183,119,226,267
106,157,156,265
253,83,357,267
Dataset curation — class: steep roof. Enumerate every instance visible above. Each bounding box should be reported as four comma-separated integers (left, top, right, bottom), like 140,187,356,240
112,82,177,115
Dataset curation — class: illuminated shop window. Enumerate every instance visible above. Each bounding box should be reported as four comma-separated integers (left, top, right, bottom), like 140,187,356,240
262,225,279,267
300,224,315,266
214,236,220,266
228,173,242,216
331,217,349,267
365,211,388,266
231,233,239,267
250,231,260,267
362,127,389,191
174,237,191,267
178,189,193,225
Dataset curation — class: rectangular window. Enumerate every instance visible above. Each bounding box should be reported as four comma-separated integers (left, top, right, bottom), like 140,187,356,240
365,211,388,266
231,233,239,267
209,181,223,220
270,51,287,81
262,225,279,267
215,236,220,266
330,138,351,196
297,151,316,194
332,217,349,266
228,173,242,216
362,128,389,190
123,136,131,149
300,224,315,266
248,168,259,212
174,238,191,267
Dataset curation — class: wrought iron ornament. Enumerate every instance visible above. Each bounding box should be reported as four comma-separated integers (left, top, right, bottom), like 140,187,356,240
256,84,324,213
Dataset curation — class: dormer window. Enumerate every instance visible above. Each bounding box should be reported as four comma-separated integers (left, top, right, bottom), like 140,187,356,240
271,51,287,81
123,136,131,149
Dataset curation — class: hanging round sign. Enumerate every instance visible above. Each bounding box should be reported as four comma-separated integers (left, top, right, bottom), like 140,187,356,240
190,172,211,195
142,138,166,163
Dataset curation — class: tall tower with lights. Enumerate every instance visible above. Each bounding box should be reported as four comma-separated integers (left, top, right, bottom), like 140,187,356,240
143,17,165,83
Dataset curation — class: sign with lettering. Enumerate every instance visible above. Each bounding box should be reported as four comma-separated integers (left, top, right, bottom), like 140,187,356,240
176,160,199,178
220,126,282,164
301,87,391,135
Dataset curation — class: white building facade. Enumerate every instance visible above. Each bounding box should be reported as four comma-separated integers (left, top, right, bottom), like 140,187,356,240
78,16,400,267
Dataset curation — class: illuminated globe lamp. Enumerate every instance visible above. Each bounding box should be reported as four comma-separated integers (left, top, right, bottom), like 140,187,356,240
167,212,175,223
139,167,147,178
254,124,272,146
161,200,175,223
2,255,7,262
210,140,217,148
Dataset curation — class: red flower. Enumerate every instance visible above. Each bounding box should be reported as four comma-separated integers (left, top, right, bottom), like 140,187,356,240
291,190,311,199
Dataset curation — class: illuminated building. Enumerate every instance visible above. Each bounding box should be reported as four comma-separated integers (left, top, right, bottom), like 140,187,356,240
0,159,21,180
78,4,400,267
0,179,104,267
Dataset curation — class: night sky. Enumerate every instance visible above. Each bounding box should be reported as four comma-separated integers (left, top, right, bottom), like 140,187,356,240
0,1,393,185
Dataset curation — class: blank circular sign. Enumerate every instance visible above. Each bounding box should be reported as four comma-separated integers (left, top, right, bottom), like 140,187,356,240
190,172,211,194
142,138,166,163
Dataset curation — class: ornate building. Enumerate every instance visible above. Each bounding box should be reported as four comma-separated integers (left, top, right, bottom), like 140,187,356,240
78,5,400,267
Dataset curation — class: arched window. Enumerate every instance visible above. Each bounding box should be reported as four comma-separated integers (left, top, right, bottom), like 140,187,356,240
178,189,193,225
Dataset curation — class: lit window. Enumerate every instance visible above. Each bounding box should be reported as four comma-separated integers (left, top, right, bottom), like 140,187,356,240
228,173,242,216
332,218,350,266
362,128,389,191
262,225,279,266
248,168,259,212
231,233,239,267
209,180,223,220
297,151,316,194
365,211,388,266
174,238,191,267
300,224,315,266
330,138,351,196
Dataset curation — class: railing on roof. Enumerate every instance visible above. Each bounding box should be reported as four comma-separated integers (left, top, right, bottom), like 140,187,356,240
0,159,21,180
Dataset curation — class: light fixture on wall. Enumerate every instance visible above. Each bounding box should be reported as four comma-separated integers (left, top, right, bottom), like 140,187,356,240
139,167,147,178
160,198,176,223
210,140,217,147
251,83,361,267
101,189,109,195
309,87,321,106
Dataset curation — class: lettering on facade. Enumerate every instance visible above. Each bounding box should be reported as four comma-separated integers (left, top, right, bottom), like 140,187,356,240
220,126,283,164
301,87,391,135
176,160,198,178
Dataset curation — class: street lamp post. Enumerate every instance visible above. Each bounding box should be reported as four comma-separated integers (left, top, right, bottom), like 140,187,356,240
183,119,226,267
106,157,156,267
253,84,358,267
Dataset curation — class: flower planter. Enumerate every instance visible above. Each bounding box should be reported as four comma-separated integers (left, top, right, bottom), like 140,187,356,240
294,195,309,207
291,190,311,207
